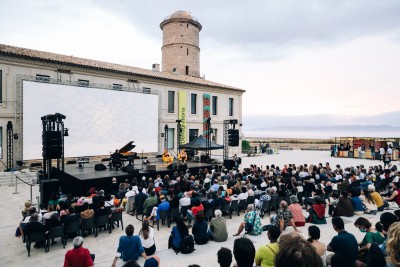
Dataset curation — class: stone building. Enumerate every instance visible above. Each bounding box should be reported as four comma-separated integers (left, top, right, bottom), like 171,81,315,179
0,10,244,170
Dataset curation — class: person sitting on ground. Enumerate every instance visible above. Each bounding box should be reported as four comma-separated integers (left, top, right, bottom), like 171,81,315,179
139,220,156,256
359,189,377,214
327,216,358,267
265,201,301,233
80,202,94,220
368,185,384,211
307,225,327,266
350,189,364,215
333,191,354,217
233,237,255,267
382,182,400,208
169,216,189,252
288,195,306,227
307,197,327,224
354,217,385,251
63,236,94,267
233,204,262,236
217,247,232,267
254,225,280,267
275,232,323,267
192,212,209,245
208,209,228,242
112,224,147,267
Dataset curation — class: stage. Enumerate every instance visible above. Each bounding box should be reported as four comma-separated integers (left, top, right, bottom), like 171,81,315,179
53,160,218,198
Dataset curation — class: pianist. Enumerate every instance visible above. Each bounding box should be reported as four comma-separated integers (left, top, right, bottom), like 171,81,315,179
111,150,122,171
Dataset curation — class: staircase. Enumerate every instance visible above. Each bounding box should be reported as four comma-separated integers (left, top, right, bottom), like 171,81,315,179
0,169,36,186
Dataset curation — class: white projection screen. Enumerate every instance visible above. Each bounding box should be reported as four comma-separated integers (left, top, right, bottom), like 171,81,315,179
23,81,159,160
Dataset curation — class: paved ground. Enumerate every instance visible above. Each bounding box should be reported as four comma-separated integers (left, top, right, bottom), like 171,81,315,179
0,151,394,267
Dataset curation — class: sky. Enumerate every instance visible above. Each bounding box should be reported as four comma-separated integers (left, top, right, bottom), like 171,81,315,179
1,0,400,126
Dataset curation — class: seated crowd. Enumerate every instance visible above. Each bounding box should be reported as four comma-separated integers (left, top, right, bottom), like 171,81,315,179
17,161,400,267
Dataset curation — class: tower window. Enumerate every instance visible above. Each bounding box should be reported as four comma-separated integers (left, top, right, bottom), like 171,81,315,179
186,66,189,75
187,48,189,55
187,23,188,28
181,35,183,37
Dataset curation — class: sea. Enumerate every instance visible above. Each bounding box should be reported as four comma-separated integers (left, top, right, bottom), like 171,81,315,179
242,130,400,139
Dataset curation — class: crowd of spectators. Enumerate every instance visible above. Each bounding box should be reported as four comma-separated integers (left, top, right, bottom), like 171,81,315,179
17,160,400,267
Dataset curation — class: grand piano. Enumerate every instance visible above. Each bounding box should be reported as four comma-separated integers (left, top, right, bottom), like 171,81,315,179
108,141,138,170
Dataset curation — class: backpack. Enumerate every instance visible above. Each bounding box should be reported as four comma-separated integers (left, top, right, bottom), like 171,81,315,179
180,234,195,254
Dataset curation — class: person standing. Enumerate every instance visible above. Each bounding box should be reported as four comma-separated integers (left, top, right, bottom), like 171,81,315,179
327,217,358,267
64,236,94,267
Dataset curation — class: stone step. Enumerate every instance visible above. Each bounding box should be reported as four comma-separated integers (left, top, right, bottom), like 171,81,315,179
0,171,37,186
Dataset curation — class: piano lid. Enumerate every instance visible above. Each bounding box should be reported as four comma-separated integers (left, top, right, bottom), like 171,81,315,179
119,141,136,154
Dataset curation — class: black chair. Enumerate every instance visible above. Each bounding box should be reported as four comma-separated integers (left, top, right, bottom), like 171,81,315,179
247,196,255,205
141,205,155,221
238,199,247,214
221,201,232,219
48,224,65,249
259,201,270,219
156,210,171,231
169,207,180,222
111,210,124,230
81,217,96,237
64,220,80,243
135,199,145,220
230,199,239,216
26,232,48,256
95,214,111,234
180,205,190,218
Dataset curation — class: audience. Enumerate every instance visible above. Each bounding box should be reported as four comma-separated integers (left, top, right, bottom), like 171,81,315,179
139,220,156,256
233,204,262,236
192,212,209,245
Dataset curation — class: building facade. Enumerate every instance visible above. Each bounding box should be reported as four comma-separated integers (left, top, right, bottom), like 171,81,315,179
0,11,245,170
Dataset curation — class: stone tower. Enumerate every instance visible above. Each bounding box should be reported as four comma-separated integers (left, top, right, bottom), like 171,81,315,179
160,10,202,77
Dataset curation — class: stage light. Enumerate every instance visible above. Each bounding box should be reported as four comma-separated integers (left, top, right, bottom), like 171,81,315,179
13,133,19,139
64,128,69,137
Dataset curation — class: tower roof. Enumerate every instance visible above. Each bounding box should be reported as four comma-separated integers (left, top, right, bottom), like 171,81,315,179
160,10,202,30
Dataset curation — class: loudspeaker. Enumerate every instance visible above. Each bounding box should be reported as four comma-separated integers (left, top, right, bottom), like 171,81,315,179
94,163,107,171
228,129,239,147
224,159,235,171
42,131,63,159
40,179,60,209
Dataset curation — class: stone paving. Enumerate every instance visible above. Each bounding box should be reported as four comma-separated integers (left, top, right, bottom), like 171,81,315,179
0,151,392,267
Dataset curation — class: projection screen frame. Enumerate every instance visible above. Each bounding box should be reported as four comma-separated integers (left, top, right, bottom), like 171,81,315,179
15,74,160,161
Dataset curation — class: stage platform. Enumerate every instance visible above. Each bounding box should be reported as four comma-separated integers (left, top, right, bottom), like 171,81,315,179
55,160,218,198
